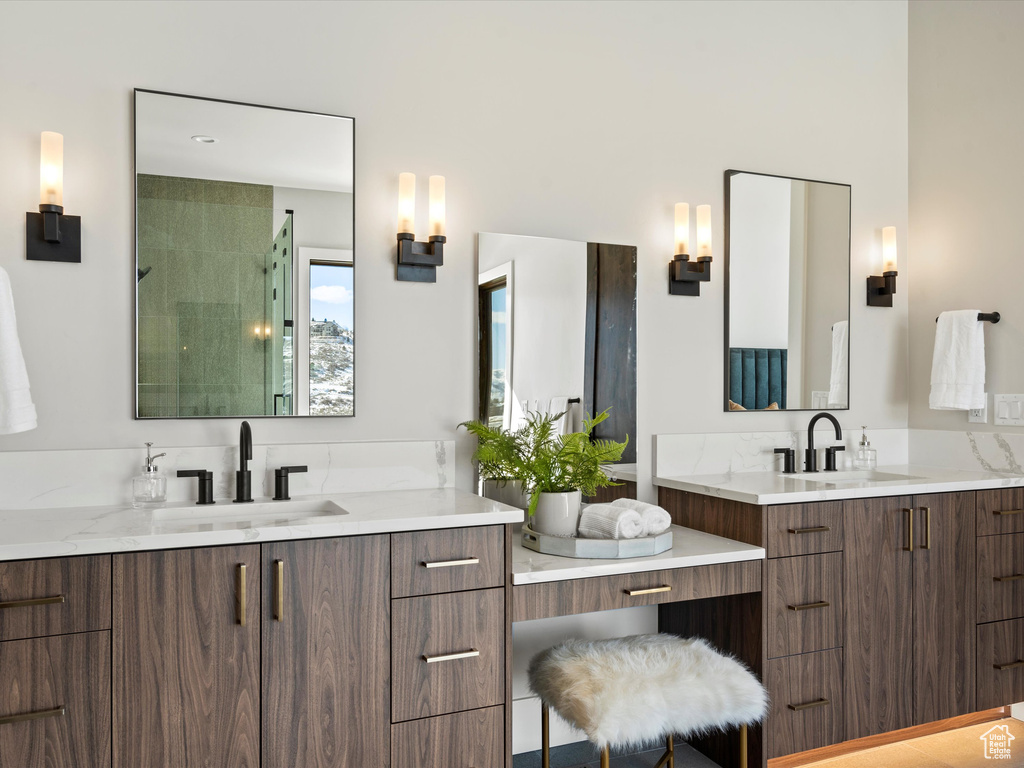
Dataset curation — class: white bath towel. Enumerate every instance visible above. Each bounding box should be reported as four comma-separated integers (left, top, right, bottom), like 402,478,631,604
610,498,673,536
0,267,37,435
548,397,576,436
828,321,849,408
578,504,645,540
930,310,986,410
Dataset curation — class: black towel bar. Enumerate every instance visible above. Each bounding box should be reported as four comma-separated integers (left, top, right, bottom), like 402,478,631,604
935,312,1000,324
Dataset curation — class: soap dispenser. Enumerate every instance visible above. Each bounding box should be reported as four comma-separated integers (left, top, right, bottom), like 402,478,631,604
132,442,168,508
854,427,878,471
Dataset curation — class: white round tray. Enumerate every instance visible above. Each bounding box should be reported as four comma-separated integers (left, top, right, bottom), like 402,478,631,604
521,524,673,559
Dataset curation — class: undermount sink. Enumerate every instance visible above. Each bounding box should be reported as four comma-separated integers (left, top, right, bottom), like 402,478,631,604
783,470,923,484
152,498,349,530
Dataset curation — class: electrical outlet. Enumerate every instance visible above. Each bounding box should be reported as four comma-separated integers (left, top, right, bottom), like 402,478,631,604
969,395,989,424
994,394,1024,426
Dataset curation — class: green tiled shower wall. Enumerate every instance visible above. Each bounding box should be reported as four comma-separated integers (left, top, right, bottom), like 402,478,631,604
137,174,273,417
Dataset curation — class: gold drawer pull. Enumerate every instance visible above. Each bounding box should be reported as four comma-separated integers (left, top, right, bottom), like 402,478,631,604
423,558,480,569
273,560,284,622
788,601,830,612
788,698,830,712
0,595,65,610
904,508,914,552
423,649,480,664
994,509,1024,516
994,574,1024,583
788,526,830,535
994,659,1024,671
0,706,65,726
236,564,246,627
626,585,672,596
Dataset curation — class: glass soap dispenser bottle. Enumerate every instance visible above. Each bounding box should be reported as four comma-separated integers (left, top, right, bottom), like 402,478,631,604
132,442,167,508
854,427,878,471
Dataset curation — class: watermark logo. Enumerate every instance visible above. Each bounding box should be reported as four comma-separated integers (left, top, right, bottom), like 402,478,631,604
980,724,1016,760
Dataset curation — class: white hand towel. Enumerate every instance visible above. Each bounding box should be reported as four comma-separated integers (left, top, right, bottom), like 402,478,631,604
610,498,673,536
548,397,570,436
828,321,849,408
0,267,37,435
930,310,986,410
578,504,645,540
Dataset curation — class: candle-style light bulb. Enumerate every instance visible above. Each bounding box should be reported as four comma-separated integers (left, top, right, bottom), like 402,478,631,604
397,172,416,235
39,131,63,209
882,226,898,273
674,203,689,256
696,204,712,260
428,175,446,238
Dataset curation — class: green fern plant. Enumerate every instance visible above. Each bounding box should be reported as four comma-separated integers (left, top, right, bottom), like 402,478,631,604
460,410,560,483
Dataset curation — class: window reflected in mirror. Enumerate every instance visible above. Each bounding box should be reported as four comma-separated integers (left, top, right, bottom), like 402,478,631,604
479,277,508,430
309,262,354,416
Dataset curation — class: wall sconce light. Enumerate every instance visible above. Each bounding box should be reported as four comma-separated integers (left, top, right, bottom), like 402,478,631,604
866,226,898,307
26,132,81,263
669,203,712,296
396,173,446,282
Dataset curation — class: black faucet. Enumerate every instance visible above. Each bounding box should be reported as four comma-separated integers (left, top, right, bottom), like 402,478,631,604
178,470,215,505
234,421,253,503
805,412,843,473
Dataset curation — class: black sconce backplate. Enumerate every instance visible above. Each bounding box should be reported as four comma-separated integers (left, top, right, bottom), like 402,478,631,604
26,211,81,263
396,234,445,282
866,271,897,307
669,255,712,296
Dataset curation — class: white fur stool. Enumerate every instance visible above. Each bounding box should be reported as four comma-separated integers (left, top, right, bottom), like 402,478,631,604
527,633,768,768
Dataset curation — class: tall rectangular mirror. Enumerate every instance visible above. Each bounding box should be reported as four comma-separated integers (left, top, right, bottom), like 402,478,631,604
477,233,636,464
135,90,354,418
725,170,851,412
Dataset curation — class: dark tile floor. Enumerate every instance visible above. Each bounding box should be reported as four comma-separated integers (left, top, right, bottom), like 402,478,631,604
513,740,722,768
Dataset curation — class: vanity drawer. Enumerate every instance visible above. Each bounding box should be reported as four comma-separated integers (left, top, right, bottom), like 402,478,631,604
0,631,111,768
392,525,505,598
765,648,843,758
391,706,504,768
977,618,1024,710
392,588,505,722
513,560,762,622
767,553,843,658
766,503,845,558
977,489,1024,536
977,533,1024,623
0,555,111,641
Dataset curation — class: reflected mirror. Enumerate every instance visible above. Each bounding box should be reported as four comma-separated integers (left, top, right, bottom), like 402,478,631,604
477,233,636,464
134,90,354,418
725,170,850,412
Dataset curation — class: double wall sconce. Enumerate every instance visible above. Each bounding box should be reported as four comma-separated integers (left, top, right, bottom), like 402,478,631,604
396,173,446,283
669,203,713,296
866,226,898,307
26,132,81,263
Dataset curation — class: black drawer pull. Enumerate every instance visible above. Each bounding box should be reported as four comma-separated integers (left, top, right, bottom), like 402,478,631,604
0,595,65,610
0,706,65,726
788,601,830,612
994,659,1024,671
994,574,1024,582
788,698,830,712
787,526,830,535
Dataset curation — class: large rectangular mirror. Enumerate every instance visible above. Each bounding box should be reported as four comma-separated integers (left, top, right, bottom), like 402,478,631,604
725,170,850,412
134,90,354,418
477,233,636,464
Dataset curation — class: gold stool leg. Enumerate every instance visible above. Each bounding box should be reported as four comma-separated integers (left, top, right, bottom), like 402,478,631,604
600,744,610,768
541,704,550,768
667,733,674,768
739,723,748,768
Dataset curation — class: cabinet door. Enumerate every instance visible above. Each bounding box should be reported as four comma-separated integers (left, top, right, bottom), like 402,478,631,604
912,493,976,723
113,546,260,768
263,536,390,768
844,496,914,739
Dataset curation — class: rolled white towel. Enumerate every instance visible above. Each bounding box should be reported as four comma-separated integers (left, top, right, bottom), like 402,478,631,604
578,504,644,540
610,498,673,536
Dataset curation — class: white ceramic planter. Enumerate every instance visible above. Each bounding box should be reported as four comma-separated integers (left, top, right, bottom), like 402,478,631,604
480,479,530,511
531,490,582,537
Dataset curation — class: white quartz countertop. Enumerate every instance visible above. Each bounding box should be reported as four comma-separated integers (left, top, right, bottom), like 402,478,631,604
0,488,524,562
601,462,638,483
511,525,765,585
653,464,1024,505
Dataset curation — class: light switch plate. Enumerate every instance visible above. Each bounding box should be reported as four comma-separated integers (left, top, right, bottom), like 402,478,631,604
994,395,1024,426
969,395,989,424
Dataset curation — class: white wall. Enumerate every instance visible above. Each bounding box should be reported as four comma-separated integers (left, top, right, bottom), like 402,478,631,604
908,0,1024,434
0,1,909,498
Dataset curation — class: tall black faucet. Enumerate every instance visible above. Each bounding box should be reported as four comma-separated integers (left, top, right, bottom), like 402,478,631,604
805,412,843,473
234,421,253,503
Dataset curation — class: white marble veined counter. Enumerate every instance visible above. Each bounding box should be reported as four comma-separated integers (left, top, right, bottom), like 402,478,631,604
511,525,765,585
0,488,524,562
653,464,1024,505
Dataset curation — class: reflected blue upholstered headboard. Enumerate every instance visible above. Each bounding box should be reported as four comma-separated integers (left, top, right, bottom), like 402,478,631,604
729,348,787,410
